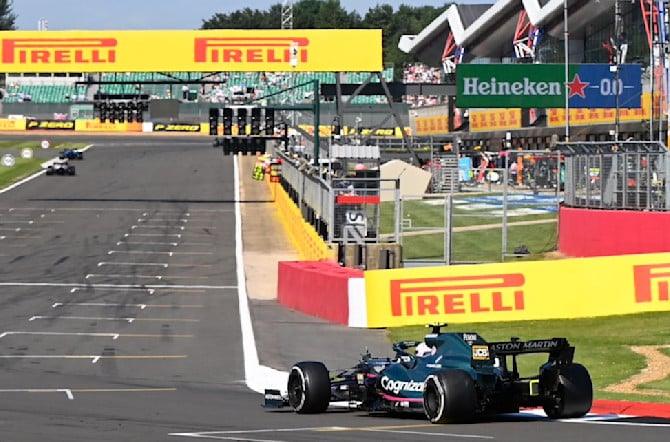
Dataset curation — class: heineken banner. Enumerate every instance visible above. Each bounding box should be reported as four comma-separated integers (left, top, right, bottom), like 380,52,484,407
456,64,641,109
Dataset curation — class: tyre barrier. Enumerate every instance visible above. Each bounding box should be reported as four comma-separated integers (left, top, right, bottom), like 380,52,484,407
277,261,367,327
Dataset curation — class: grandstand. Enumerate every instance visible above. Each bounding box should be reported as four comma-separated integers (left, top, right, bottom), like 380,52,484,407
398,0,667,150
3,67,395,106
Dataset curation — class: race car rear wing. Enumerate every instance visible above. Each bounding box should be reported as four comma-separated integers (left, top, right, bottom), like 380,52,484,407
487,338,575,365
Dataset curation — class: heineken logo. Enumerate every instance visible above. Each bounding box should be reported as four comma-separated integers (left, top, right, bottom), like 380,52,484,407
456,63,641,109
462,77,562,97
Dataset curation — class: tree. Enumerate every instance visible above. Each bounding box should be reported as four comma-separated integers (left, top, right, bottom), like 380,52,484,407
0,0,16,31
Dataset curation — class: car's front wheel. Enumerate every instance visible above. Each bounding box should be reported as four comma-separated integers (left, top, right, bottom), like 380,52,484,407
423,369,476,424
287,361,330,414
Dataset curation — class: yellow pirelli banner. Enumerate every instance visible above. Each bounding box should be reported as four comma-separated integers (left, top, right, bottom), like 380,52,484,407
0,118,27,131
364,253,670,327
0,30,382,73
547,92,653,127
469,108,522,131
75,119,135,132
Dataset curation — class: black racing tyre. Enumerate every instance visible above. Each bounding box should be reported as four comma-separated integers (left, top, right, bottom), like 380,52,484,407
423,369,476,424
543,363,593,419
287,361,330,414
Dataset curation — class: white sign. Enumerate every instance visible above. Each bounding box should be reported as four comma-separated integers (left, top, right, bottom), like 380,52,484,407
1,154,15,167
21,148,33,159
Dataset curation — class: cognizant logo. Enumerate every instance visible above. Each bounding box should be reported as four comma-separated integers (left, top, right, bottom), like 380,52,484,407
193,37,309,64
380,376,424,395
1,38,117,64
633,263,670,303
389,273,526,317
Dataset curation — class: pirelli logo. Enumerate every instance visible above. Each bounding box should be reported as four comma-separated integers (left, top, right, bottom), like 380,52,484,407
153,123,201,132
194,37,309,64
633,263,670,303
389,274,525,317
1,38,117,65
26,120,75,130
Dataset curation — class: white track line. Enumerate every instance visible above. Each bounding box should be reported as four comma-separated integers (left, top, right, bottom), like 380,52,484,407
234,155,289,394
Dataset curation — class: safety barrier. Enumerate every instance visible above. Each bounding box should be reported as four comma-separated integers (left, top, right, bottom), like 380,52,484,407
559,206,670,257
270,179,337,262
277,261,366,327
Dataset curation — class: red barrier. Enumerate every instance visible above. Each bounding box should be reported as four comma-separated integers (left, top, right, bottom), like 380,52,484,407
559,206,670,257
277,261,363,325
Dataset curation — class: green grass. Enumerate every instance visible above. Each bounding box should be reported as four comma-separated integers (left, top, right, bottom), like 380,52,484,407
0,141,88,187
0,158,47,187
381,194,559,262
388,311,670,403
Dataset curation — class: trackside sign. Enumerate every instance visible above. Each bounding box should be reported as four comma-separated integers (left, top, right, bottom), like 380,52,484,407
363,252,670,327
456,64,641,109
0,30,382,73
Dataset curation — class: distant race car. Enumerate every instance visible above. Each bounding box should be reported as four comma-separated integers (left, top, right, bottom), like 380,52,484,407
45,159,76,176
264,324,593,424
58,148,83,160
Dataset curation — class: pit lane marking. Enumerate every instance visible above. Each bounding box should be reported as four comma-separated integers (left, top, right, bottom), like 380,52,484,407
116,241,179,246
0,331,193,339
138,218,189,223
51,302,203,309
0,355,187,363
107,250,213,256
85,274,209,280
125,233,182,238
29,315,200,323
132,225,185,230
0,387,176,400
98,261,169,268
0,282,229,290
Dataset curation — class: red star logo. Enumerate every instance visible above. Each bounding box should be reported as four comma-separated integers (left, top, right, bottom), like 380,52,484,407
567,74,589,98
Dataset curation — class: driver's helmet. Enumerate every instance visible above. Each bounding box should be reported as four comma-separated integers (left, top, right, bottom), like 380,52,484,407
415,342,435,357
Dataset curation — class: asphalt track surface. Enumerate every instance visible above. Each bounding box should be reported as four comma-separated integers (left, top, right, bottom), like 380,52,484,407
0,135,666,441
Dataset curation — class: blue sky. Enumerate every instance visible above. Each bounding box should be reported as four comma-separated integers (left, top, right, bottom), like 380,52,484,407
12,0,484,30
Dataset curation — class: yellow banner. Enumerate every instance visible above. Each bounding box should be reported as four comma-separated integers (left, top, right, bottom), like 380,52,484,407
0,118,26,131
414,115,449,136
75,119,127,132
470,108,522,131
548,92,652,127
364,253,670,327
298,124,410,138
0,30,382,73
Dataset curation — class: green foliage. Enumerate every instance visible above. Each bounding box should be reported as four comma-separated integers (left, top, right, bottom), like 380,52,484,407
0,0,16,31
388,311,670,403
199,0,446,80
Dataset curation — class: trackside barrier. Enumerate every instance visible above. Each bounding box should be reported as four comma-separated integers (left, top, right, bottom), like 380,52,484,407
277,261,367,327
363,252,670,328
559,206,670,257
269,180,337,262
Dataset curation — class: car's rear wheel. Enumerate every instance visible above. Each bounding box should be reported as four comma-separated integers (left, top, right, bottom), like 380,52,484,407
287,361,330,414
423,369,476,424
543,363,593,419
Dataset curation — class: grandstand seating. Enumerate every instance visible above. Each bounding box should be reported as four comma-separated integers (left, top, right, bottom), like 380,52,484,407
3,68,395,105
